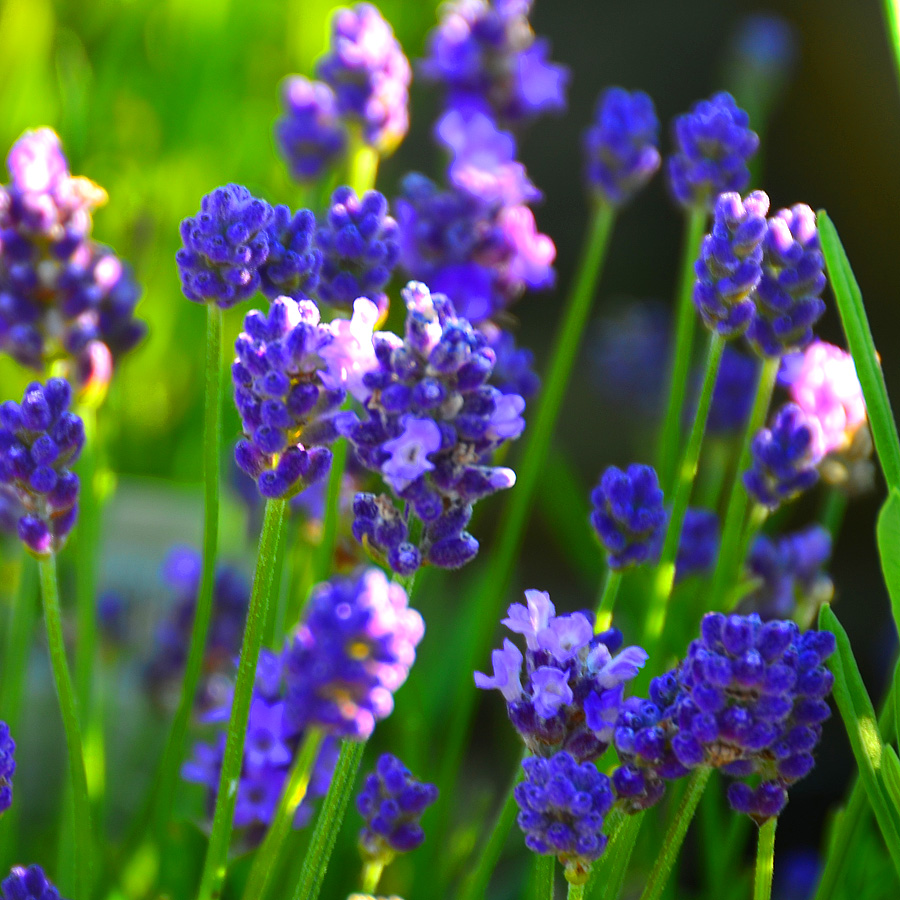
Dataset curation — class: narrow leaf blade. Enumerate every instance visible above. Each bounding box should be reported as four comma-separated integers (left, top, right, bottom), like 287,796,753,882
877,488,900,636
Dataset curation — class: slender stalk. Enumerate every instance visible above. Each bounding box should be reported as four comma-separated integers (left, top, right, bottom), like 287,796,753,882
709,357,779,610
292,738,366,900
593,811,644,900
314,438,347,582
241,728,325,900
349,144,379,195
263,514,289,645
154,303,224,840
568,882,587,900
434,202,616,845
39,554,92,900
197,498,287,900
361,860,386,894
637,767,711,900
643,334,726,656
594,569,622,633
882,0,900,96
658,206,708,492
753,818,777,900
533,855,555,900
820,489,848,540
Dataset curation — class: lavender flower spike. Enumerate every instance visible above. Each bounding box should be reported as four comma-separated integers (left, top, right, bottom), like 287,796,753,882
1,866,69,900
693,190,769,338
0,378,83,557
584,88,661,206
0,722,14,814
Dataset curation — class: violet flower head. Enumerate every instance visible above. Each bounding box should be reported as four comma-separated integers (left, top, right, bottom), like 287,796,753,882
343,282,524,575
421,0,569,127
780,340,866,459
744,403,820,510
232,297,343,499
0,129,144,387
0,722,14,815
707,344,757,434
183,648,338,838
275,76,348,182
583,88,661,207
693,190,769,338
1,866,67,900
316,186,400,314
590,464,668,570
357,753,439,861
0,378,83,557
283,568,424,740
747,204,826,357
316,3,411,152
258,205,322,301
514,751,615,884
668,92,759,209
176,184,273,309
476,588,648,761
676,507,720,583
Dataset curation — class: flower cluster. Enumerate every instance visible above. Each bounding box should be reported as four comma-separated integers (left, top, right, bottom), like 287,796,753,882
183,649,338,839
283,569,424,740
259,205,322,301
0,378,83,557
316,187,399,313
476,589,648,761
232,297,342,499
746,204,826,357
145,546,250,712
744,403,820,509
420,0,568,127
589,464,667,570
676,507,720,582
693,191,769,337
0,129,144,391
357,754,439,862
615,613,835,821
514,751,615,884
1,866,67,900
342,281,525,574
0,722,14,815
583,88,661,207
668,92,759,209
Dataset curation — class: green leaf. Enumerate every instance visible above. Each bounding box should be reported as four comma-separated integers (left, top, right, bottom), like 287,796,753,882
877,488,900,636
818,211,900,492
818,604,900,878
882,745,900,809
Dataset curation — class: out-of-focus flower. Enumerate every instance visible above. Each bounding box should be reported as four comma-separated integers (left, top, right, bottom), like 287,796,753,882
0,722,14,815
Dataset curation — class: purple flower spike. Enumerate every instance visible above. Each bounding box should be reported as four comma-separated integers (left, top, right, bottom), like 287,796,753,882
176,184,273,309
357,753,438,861
589,463,668,570
693,190,769,338
744,403,821,510
0,722,14,815
584,87,661,206
316,3,411,152
668,92,759,209
514,751,614,884
258,205,322,301
283,569,424,740
381,417,442,491
275,76,348,183
747,204,826,357
1,865,68,900
0,378,82,557
477,588,646,761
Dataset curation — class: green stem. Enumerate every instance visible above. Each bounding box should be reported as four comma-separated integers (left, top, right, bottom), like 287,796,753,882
637,767,711,900
349,144,379,194
264,515,289,645
819,489,848,541
314,438,347,582
292,738,366,900
154,302,223,842
658,206,708,492
241,728,325,900
361,860,386,894
594,569,623,633
709,357,779,610
568,881,586,900
39,554,92,900
593,811,644,900
643,334,726,656
197,498,287,900
753,818,777,900
533,854,555,900
434,202,616,849
882,0,900,97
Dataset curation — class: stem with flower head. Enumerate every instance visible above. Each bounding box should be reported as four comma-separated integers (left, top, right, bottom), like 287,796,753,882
709,357,779,611
291,737,367,900
240,728,325,900
658,206,708,492
154,302,223,843
642,333,726,658
753,818,777,900
39,554,92,900
594,569,622,633
197,497,287,900
637,767,711,900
